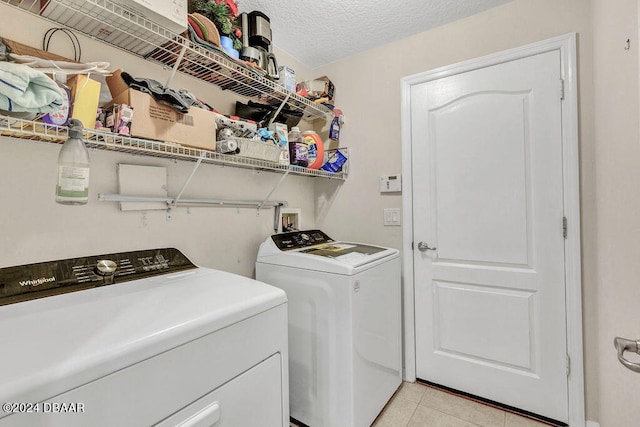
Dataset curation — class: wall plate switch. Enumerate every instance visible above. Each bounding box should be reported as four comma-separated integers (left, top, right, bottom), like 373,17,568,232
380,175,402,193
384,208,401,226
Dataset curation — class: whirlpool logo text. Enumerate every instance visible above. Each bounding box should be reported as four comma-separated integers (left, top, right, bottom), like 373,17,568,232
19,277,56,287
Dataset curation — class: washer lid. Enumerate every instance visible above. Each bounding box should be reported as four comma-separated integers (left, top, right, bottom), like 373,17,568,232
300,242,386,260
0,267,286,408
257,232,399,274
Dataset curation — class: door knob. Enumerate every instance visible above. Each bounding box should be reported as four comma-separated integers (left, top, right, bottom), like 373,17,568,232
614,337,640,373
417,242,436,251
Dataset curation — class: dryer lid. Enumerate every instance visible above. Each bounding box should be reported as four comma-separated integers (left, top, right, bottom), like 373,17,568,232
0,260,286,408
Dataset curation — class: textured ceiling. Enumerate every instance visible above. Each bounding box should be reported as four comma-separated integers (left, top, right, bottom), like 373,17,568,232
238,0,514,69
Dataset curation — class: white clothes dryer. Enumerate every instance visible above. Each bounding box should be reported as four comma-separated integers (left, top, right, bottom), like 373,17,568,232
0,248,289,427
256,230,402,427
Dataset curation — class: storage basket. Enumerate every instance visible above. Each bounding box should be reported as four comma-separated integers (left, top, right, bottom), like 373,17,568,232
236,138,281,163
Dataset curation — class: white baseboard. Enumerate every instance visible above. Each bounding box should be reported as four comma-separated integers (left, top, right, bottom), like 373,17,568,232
586,421,600,427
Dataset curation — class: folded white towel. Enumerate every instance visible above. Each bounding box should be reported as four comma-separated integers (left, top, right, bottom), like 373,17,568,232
10,54,111,76
0,61,65,113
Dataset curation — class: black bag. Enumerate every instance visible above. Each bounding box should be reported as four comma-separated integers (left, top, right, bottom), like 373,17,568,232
235,100,303,128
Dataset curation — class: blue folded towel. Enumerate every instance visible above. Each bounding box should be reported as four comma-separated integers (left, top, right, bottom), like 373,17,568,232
0,62,65,113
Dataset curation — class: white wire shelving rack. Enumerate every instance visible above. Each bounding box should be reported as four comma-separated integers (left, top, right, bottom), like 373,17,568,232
0,0,348,229
0,116,348,180
0,115,347,230
2,0,333,122
0,0,348,223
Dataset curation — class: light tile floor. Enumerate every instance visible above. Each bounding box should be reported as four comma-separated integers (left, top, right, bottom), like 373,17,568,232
372,382,554,427
289,381,556,427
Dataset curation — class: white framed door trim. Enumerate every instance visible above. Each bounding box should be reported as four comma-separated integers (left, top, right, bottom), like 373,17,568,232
400,33,584,426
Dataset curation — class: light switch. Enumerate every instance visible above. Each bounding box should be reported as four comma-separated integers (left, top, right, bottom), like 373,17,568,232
384,208,401,226
380,175,402,193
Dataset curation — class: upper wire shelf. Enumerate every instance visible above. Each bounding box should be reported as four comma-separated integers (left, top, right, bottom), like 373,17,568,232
0,116,348,180
2,0,333,122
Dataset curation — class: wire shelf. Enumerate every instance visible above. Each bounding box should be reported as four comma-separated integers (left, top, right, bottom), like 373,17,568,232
0,116,348,180
2,0,333,121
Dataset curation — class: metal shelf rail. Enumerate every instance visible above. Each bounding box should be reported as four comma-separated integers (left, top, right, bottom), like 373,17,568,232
2,0,333,122
0,116,348,180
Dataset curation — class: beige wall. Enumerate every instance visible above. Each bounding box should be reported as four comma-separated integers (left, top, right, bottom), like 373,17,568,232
0,5,318,277
3,0,640,425
589,0,640,424
313,0,594,248
309,0,637,425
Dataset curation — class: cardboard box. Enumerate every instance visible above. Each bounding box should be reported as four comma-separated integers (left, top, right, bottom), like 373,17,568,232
296,76,335,105
105,69,128,99
112,0,187,34
67,74,101,129
278,66,296,92
268,122,288,136
315,76,335,103
107,89,216,149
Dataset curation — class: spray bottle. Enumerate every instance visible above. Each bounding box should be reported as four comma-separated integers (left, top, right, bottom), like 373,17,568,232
55,119,89,205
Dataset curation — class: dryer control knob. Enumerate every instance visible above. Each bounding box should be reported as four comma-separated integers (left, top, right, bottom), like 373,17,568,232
95,259,117,276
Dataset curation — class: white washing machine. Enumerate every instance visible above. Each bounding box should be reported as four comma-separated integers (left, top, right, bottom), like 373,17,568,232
0,248,289,427
256,230,402,427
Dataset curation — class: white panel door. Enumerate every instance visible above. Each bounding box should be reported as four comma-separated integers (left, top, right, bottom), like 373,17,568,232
412,50,568,422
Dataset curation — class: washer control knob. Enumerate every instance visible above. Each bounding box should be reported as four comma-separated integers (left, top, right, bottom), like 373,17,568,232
95,259,117,276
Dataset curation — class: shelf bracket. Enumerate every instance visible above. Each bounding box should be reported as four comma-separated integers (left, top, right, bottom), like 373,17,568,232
258,169,290,215
267,93,291,125
167,152,205,220
164,43,188,89
273,203,282,233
